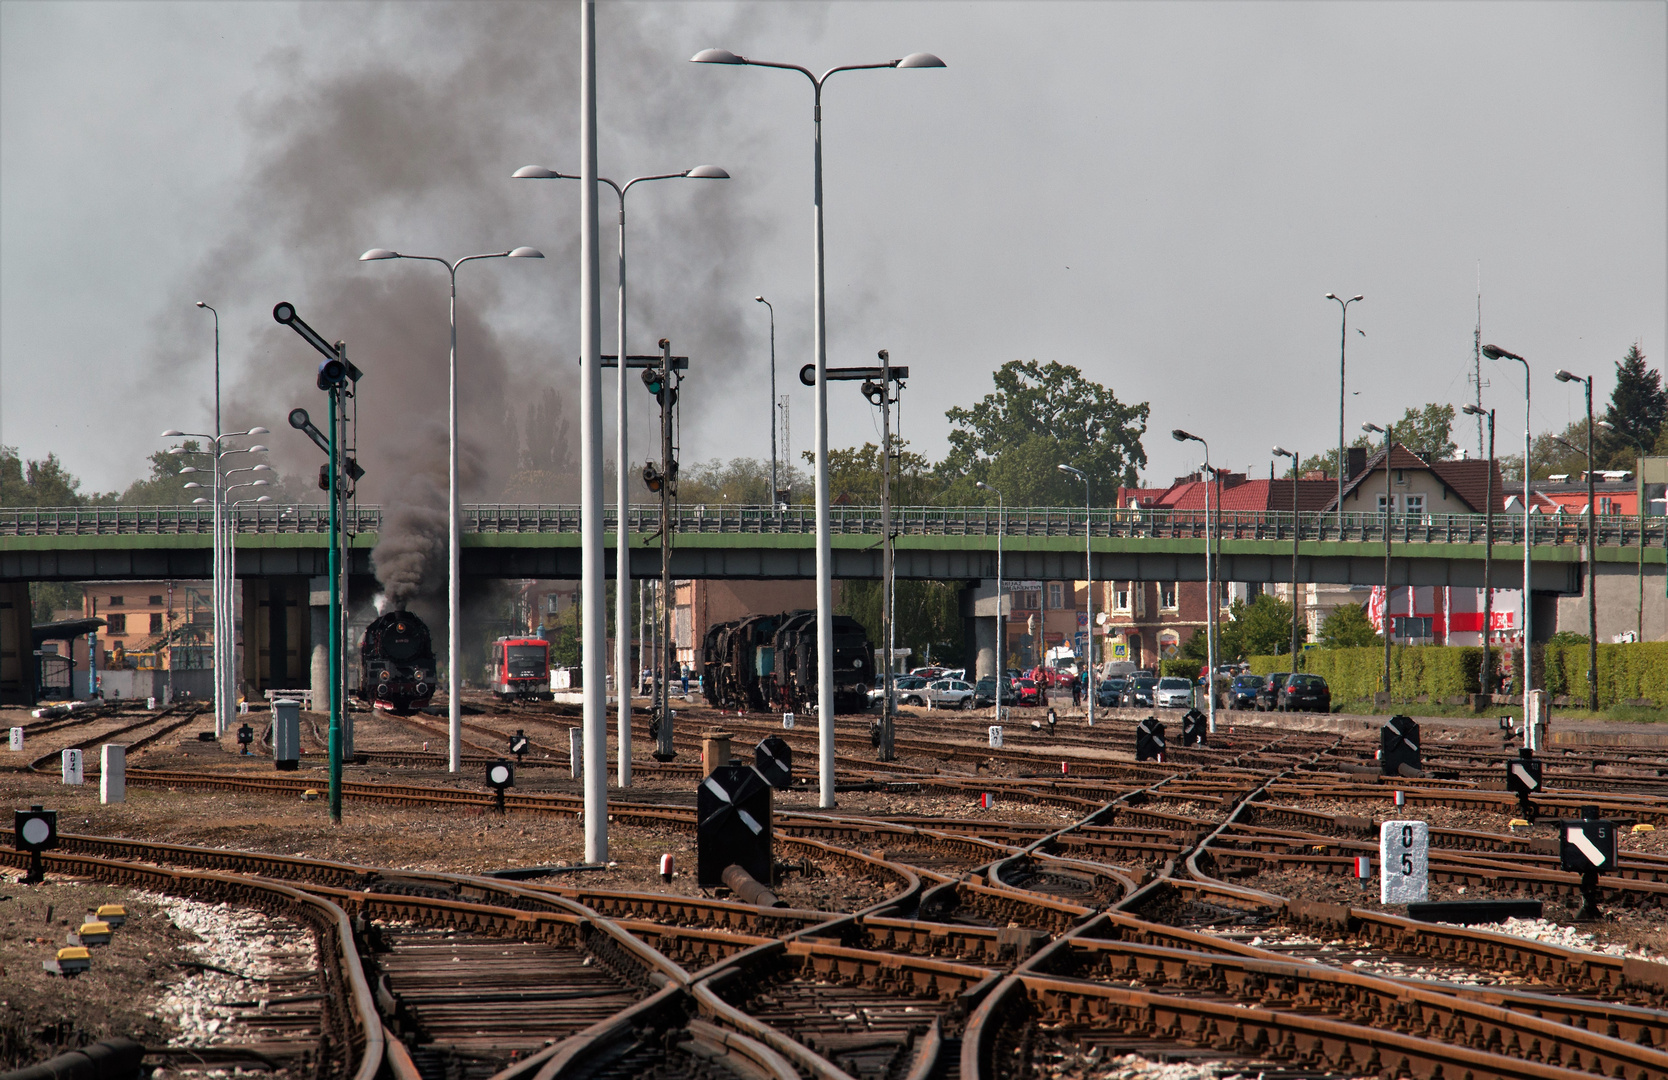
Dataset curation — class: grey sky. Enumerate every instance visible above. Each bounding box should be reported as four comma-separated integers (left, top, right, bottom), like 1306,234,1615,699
2,1,1663,499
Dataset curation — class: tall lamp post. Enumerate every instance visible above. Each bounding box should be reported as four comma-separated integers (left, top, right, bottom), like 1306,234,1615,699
1555,366,1599,711
165,427,268,732
1483,344,1532,692
1599,419,1648,643
1056,465,1095,726
1362,422,1395,700
1462,404,1497,696
1171,430,1215,732
756,296,779,505
359,246,544,774
1272,446,1301,663
975,481,1005,710
513,165,726,788
1325,293,1364,528
691,45,944,809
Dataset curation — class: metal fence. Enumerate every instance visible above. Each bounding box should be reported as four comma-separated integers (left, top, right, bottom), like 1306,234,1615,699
4,503,1665,548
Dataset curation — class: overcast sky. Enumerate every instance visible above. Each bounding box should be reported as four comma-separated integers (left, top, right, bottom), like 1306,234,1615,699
2,0,1663,500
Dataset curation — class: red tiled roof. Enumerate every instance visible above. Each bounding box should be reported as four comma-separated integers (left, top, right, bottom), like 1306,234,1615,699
1324,444,1508,514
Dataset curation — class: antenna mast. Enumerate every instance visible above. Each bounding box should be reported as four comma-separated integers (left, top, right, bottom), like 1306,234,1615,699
1471,261,1485,459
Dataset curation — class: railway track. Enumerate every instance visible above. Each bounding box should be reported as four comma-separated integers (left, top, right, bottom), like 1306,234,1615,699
7,717,1668,1080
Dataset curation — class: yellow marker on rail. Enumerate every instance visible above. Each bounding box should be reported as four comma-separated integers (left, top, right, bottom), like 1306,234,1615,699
95,904,127,927
76,921,112,945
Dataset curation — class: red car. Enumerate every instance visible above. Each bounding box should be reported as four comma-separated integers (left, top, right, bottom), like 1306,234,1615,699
1014,678,1043,706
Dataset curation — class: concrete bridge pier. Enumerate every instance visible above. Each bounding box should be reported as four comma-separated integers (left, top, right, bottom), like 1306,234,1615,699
1,580,30,705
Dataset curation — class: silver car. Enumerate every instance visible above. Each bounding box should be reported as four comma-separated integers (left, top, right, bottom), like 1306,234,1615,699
1154,676,1194,708
922,678,975,710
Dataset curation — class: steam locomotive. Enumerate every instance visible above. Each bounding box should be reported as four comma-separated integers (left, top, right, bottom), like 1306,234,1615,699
702,609,874,715
359,610,437,714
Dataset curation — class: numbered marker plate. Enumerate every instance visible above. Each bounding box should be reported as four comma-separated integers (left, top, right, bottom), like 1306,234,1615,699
988,726,1003,749
1380,819,1429,904
782,713,795,730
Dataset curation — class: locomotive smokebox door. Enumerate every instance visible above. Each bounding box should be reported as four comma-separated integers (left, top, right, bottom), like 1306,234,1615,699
697,764,773,887
754,736,793,789
1380,715,1421,776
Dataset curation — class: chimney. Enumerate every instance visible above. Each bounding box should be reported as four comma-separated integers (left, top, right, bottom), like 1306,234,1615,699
1346,446,1367,481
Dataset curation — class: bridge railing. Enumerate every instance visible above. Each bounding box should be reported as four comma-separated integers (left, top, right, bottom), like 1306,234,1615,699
3,503,1665,548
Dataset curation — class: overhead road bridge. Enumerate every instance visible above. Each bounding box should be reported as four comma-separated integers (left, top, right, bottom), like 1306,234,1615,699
3,504,1662,591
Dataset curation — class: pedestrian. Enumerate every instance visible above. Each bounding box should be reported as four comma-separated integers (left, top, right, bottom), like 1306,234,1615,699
680,663,690,697
1072,673,1082,708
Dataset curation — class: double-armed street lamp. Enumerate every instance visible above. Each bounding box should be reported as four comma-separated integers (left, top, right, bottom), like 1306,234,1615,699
1598,419,1650,643
513,164,725,788
1482,343,1533,693
975,481,1005,713
1325,293,1364,527
1271,446,1301,663
1055,465,1095,726
1461,403,1497,695
360,246,543,774
164,425,269,733
1171,429,1216,732
691,44,943,808
1554,367,1599,711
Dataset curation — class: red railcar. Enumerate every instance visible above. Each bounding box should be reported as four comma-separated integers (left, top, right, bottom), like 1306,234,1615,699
492,637,551,700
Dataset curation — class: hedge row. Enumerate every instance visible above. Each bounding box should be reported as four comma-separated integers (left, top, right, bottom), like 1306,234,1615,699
1247,642,1668,708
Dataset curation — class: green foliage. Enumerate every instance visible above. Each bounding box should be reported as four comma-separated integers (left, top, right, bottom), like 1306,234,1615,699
1531,419,1598,482
937,360,1148,506
1602,343,1666,466
1543,640,1668,708
1228,594,1304,658
117,442,208,505
1159,657,1197,678
2,446,93,506
1319,603,1380,649
808,441,938,506
1395,403,1457,462
1249,644,1480,703
837,579,965,670
30,581,85,623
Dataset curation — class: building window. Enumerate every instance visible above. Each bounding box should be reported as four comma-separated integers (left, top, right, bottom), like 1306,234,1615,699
1404,494,1426,519
150,613,164,633
1114,583,1131,612
1161,583,1178,610
108,595,124,607
148,595,163,605
1048,582,1064,609
106,614,127,635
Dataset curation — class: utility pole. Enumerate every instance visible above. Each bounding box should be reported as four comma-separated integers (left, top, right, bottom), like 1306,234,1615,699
642,339,683,763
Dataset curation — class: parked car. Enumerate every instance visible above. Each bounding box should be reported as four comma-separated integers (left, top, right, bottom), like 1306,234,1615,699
1230,674,1265,710
924,678,976,709
1121,676,1158,707
892,675,930,705
1257,673,1291,712
1097,676,1127,707
972,676,1018,708
1278,673,1331,712
910,666,946,680
1154,676,1194,708
1013,678,1043,706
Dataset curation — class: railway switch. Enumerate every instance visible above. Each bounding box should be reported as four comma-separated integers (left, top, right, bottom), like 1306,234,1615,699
14,804,58,884
1559,806,1615,920
1181,708,1207,747
697,764,773,888
510,730,530,761
1380,716,1421,776
754,736,793,789
1505,748,1542,821
1136,717,1166,762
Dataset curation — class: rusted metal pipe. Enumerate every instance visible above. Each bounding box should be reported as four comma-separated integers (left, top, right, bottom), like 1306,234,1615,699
723,863,784,907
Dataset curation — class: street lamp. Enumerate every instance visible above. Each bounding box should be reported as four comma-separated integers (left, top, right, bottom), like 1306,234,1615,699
975,481,1004,715
1056,465,1095,726
360,246,544,773
514,164,727,789
1363,422,1394,700
162,425,268,732
1271,446,1301,663
693,44,943,808
1325,294,1364,528
1171,429,1216,732
1483,343,1533,696
1462,404,1497,697
1555,368,1599,710
756,296,779,505
1599,419,1649,643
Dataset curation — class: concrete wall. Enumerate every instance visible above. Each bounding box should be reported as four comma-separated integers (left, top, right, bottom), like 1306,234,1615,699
1555,561,1668,642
